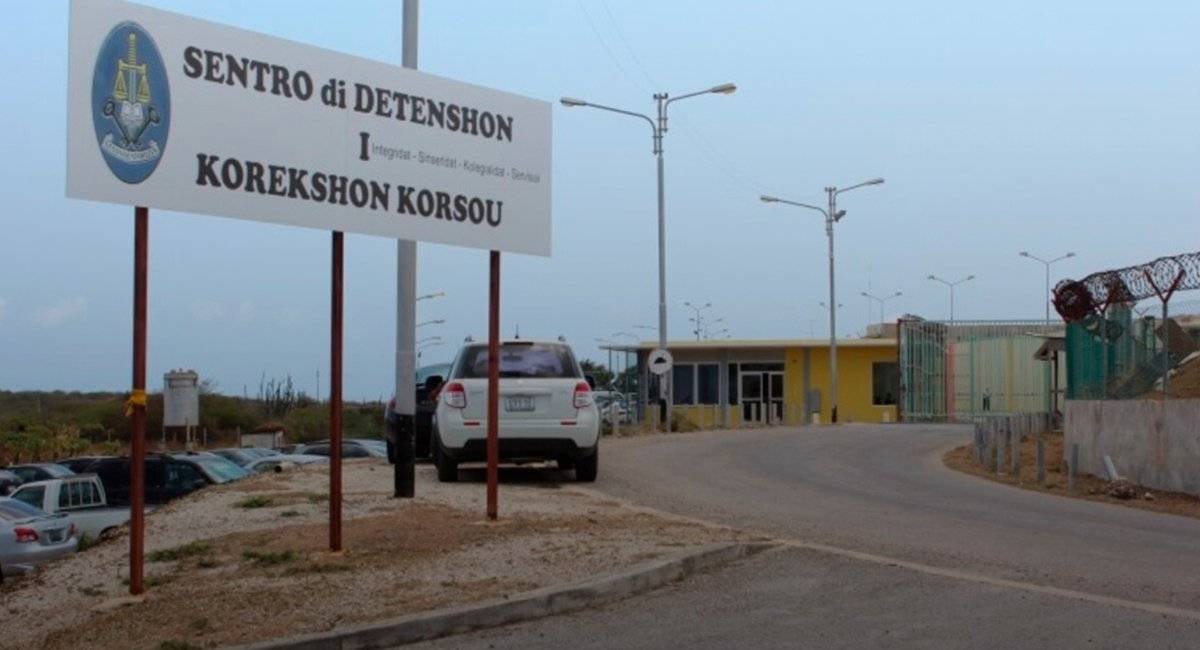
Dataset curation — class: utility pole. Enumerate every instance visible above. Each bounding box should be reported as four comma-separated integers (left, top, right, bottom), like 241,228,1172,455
392,0,419,499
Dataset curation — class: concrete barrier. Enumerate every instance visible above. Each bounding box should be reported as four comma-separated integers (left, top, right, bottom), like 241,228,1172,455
1065,400,1200,496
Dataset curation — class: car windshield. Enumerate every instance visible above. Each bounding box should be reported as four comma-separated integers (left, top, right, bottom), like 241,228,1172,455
192,458,247,483
42,464,76,479
0,499,47,521
455,343,579,379
416,363,452,384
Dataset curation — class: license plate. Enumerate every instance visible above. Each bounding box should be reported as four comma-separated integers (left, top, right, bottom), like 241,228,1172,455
48,530,64,542
505,395,535,412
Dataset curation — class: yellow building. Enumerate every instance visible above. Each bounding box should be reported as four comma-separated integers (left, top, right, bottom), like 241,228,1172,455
612,338,899,428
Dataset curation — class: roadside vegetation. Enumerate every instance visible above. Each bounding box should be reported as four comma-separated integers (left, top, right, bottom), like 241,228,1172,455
0,375,385,463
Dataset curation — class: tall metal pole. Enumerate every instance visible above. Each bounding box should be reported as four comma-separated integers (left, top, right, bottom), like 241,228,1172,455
393,0,419,499
655,94,671,432
330,231,344,551
128,206,148,595
486,251,501,519
826,187,839,424
949,285,955,324
1044,263,1051,323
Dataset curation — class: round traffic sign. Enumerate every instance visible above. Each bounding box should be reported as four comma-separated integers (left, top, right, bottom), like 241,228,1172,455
648,348,673,375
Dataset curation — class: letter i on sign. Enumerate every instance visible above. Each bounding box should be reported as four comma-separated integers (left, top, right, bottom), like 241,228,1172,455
359,132,370,161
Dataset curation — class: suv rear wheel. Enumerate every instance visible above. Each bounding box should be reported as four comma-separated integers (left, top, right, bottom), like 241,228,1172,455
575,448,598,483
434,436,458,483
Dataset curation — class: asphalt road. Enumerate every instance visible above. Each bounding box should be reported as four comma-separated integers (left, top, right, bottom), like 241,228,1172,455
413,424,1200,648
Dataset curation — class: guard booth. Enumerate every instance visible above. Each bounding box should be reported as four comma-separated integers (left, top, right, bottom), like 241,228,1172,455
609,337,900,429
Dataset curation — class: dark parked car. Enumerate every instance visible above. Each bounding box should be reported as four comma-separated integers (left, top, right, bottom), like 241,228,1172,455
6,464,75,484
81,455,238,506
0,470,21,496
54,456,116,474
386,362,450,461
293,441,377,459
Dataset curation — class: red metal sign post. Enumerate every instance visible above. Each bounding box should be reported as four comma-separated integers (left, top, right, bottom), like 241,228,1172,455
486,251,500,520
330,231,344,551
128,206,149,595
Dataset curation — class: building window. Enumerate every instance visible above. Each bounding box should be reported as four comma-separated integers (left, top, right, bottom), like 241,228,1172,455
697,364,720,405
873,362,899,405
727,363,739,404
673,364,696,405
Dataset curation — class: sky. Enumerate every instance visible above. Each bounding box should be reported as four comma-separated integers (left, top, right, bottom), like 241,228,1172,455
2,1,1199,400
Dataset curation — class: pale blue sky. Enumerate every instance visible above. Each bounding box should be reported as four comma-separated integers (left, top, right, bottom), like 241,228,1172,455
2,1,1198,399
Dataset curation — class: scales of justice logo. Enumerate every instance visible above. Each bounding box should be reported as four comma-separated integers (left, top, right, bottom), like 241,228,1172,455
91,21,170,184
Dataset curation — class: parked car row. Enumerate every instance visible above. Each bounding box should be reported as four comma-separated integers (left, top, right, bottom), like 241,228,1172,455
0,437,387,578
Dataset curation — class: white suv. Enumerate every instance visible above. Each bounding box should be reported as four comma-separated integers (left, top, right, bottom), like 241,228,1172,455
433,340,600,482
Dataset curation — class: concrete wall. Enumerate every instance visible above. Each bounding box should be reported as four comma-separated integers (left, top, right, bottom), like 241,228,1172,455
1064,400,1200,495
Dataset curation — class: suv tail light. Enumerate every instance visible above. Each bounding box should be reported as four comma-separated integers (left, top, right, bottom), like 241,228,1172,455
14,527,38,543
442,382,467,409
573,381,593,409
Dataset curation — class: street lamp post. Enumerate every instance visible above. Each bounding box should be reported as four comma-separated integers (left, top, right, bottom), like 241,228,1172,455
684,301,713,341
927,275,975,324
762,178,884,423
861,291,902,326
1019,251,1075,323
562,83,736,433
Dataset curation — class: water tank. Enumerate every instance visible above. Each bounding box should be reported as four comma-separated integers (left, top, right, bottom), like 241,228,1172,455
163,369,200,427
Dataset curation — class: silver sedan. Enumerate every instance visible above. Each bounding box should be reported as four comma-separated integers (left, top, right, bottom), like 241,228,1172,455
0,498,78,578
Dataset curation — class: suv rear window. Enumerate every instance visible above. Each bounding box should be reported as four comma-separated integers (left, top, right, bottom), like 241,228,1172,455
454,343,579,379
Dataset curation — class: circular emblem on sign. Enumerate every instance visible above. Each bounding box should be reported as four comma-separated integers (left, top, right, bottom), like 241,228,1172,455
648,348,673,376
91,21,170,184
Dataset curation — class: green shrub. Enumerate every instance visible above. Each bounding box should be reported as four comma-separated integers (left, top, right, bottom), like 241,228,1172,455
148,541,211,562
234,495,274,509
242,549,295,566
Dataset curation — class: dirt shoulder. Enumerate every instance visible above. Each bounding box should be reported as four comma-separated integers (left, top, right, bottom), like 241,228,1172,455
944,431,1200,520
0,460,755,650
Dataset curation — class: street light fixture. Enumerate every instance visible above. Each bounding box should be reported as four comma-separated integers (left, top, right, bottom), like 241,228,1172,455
927,275,975,324
562,83,737,432
761,177,885,423
861,291,902,326
684,301,714,341
1019,251,1076,323
417,340,443,360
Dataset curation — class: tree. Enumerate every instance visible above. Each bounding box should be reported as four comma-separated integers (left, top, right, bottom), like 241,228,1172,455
578,359,614,388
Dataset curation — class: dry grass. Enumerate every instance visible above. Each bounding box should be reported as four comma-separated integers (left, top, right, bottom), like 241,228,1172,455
944,431,1200,520
2,461,747,650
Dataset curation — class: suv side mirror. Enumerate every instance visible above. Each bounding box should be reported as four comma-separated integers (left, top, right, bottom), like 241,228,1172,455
585,374,596,390
425,375,444,392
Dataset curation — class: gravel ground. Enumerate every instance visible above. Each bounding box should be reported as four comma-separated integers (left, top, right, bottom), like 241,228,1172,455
943,431,1200,520
0,459,750,650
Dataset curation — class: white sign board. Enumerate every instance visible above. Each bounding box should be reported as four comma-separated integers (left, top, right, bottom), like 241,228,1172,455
648,348,673,376
66,0,552,256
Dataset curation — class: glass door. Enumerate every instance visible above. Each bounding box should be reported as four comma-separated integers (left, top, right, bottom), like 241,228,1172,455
740,372,763,423
767,372,785,423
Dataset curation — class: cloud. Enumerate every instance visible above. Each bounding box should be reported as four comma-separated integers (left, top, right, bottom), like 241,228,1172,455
190,299,256,323
236,299,256,322
32,297,86,327
191,299,225,322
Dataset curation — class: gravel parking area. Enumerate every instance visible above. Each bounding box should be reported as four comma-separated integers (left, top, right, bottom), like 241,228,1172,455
0,459,750,650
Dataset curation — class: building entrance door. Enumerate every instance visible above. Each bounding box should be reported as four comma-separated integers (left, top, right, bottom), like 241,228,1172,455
741,371,785,424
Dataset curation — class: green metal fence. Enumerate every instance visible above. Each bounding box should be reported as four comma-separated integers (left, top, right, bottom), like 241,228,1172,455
1064,306,1167,399
899,320,1063,422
